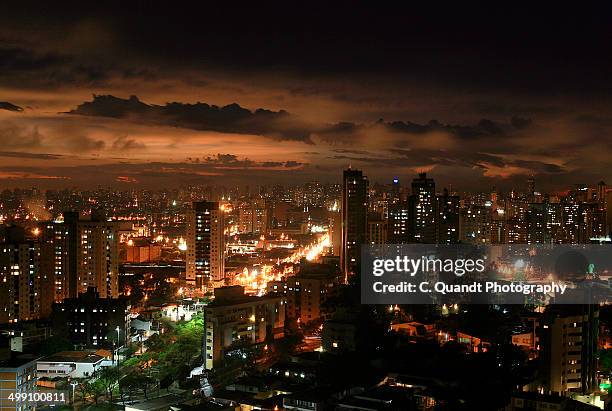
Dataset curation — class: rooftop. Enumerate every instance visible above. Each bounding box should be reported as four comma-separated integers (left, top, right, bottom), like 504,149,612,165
40,351,104,364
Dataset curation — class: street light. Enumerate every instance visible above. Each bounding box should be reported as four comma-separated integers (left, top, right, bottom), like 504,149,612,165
115,326,121,365
70,381,78,404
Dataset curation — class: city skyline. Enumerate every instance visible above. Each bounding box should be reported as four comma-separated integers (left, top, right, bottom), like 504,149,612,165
3,5,612,411
1,4,612,190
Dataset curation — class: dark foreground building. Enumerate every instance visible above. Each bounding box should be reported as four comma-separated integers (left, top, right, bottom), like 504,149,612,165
51,287,130,350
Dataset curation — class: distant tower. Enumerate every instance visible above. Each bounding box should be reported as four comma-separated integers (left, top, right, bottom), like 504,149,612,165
491,186,498,205
597,181,606,207
187,202,225,290
436,188,460,244
409,172,436,243
527,175,536,202
341,168,368,277
390,177,401,204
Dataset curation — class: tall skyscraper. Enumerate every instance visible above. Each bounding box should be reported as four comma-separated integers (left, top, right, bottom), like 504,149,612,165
0,226,52,324
409,172,436,243
40,220,72,302
436,188,460,244
329,211,342,257
526,203,550,244
367,212,388,244
186,201,225,289
76,213,119,299
527,175,536,202
596,180,606,207
390,177,401,205
63,211,80,298
341,168,368,277
460,204,491,244
388,201,410,243
387,177,409,244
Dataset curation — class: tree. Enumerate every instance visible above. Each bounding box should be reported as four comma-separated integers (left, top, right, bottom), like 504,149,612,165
88,380,106,405
599,349,612,372
74,379,92,405
144,333,165,352
120,371,155,404
95,367,122,403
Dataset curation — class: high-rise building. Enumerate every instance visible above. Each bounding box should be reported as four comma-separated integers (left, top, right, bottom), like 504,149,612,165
460,205,491,244
388,201,410,243
596,181,606,207
539,305,598,395
527,175,536,202
63,211,80,299
186,201,225,289
285,261,339,323
39,211,109,301
52,287,130,349
40,220,72,302
203,286,285,370
390,177,402,205
367,212,388,244
436,188,460,244
341,168,368,277
0,356,38,410
76,213,119,298
0,226,51,324
606,191,612,233
409,172,436,243
238,199,268,233
526,203,551,244
329,211,342,257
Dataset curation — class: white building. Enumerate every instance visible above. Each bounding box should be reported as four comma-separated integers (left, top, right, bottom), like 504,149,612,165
37,351,104,379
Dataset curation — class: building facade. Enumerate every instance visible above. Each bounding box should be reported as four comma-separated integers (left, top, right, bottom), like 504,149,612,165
204,286,285,370
341,168,368,276
186,201,225,289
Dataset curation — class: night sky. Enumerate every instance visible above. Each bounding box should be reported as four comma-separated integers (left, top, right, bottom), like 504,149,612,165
1,3,612,190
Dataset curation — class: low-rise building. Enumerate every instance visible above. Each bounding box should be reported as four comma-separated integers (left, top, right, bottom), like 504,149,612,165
285,261,339,324
502,392,602,411
322,319,358,352
204,286,285,370
0,356,38,411
51,287,130,349
36,351,104,379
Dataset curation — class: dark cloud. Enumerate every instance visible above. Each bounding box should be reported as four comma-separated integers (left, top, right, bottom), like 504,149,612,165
0,5,610,190
67,95,539,149
0,101,23,112
0,151,63,160
334,148,567,177
316,117,534,155
187,153,305,169
0,153,309,188
67,95,315,142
